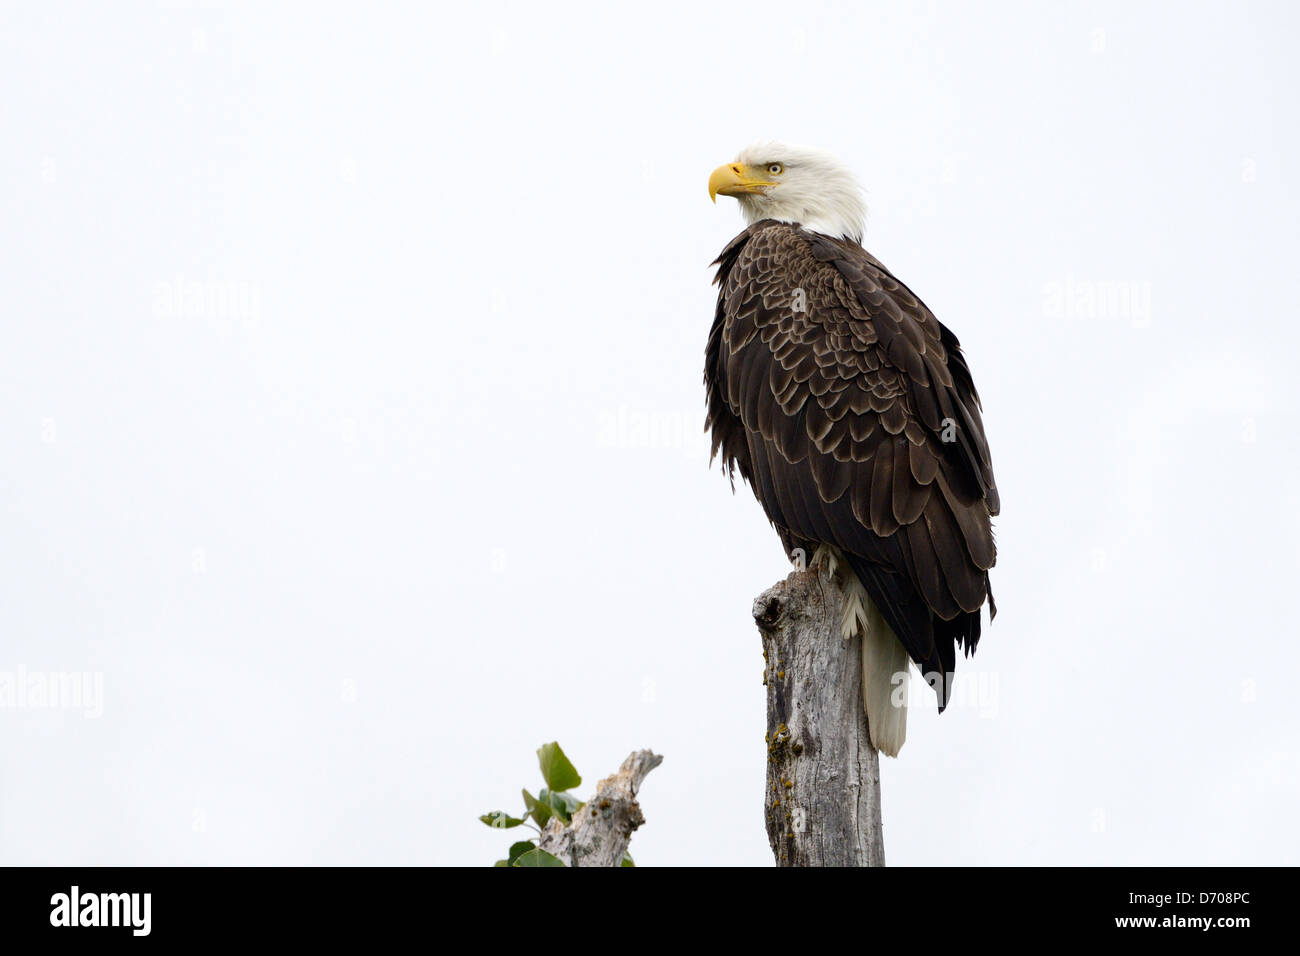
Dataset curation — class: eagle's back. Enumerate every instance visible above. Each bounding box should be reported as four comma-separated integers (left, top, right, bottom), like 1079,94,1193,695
705,220,998,706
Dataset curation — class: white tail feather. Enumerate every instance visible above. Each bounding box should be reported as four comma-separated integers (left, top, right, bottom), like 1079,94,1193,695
811,544,910,756
860,597,910,756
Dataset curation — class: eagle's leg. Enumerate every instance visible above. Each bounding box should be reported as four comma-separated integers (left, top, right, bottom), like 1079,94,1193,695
807,543,867,643
805,542,837,578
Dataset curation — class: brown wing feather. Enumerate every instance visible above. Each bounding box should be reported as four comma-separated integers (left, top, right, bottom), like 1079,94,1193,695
704,221,999,707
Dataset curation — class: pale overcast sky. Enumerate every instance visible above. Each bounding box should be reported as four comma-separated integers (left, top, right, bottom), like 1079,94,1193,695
2,1,1297,865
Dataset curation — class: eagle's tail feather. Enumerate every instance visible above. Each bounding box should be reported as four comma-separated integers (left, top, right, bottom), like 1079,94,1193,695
855,577,910,757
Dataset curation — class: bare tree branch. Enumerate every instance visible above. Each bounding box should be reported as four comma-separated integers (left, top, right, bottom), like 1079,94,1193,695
538,749,663,867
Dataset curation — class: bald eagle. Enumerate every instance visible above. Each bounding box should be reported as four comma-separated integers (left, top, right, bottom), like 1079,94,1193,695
705,142,998,756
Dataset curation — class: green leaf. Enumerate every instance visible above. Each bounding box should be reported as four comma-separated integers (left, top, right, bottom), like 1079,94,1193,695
507,841,535,865
620,851,635,867
522,789,552,828
550,790,582,813
538,788,559,823
512,847,566,867
537,742,582,792
479,811,525,829
540,787,582,825
493,859,510,867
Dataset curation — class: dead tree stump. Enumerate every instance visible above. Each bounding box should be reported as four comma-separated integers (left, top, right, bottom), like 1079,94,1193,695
754,568,885,867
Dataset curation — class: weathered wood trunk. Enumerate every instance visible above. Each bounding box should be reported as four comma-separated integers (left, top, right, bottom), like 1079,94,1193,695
754,568,885,867
537,749,662,867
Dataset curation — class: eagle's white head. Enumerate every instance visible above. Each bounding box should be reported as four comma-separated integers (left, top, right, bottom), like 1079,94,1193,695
709,141,866,244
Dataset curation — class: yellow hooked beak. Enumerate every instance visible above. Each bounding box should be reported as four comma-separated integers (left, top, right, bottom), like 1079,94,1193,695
709,163,778,203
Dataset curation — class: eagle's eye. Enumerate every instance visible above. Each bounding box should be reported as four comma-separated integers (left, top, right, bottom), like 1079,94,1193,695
767,163,784,176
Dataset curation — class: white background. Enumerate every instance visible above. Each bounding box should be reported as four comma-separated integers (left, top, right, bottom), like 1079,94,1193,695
2,0,1297,866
